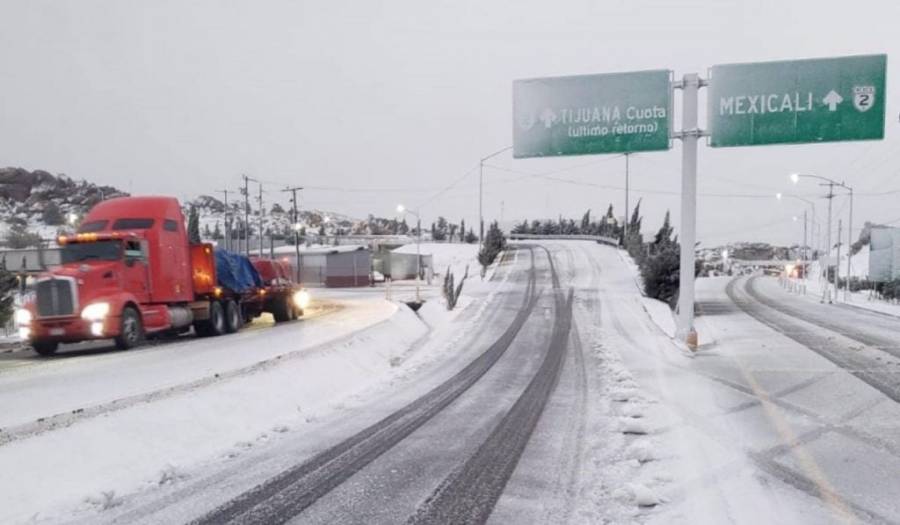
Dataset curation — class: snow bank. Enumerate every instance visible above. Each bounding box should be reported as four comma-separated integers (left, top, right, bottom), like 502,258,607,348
641,297,676,338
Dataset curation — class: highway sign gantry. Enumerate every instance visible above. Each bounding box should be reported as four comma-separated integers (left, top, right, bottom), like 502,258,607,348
512,53,888,348
512,70,671,158
708,54,887,147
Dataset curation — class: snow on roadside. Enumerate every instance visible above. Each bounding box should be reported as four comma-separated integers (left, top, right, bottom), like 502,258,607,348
569,243,840,525
616,248,714,347
0,305,430,524
788,271,900,319
578,323,673,521
641,297,676,338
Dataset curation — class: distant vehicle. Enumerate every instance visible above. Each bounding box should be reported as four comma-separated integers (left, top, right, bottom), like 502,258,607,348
14,196,310,356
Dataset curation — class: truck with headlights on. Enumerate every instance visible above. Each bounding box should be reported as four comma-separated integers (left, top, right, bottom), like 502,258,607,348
15,196,310,356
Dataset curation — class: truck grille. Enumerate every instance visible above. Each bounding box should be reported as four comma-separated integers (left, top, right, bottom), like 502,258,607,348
36,278,76,318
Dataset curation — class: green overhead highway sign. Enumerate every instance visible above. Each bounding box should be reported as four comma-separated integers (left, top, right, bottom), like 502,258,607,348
513,70,671,158
708,54,887,147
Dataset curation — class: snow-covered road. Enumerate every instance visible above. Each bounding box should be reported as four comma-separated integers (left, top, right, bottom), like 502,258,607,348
5,241,900,524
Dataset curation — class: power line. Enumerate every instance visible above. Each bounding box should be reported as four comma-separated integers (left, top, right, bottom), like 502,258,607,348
481,163,784,198
416,164,480,208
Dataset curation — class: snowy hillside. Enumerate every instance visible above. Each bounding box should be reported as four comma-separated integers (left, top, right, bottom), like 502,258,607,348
0,167,128,245
186,194,362,242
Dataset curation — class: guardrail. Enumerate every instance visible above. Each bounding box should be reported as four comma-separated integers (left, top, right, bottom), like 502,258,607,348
729,259,803,268
508,233,619,247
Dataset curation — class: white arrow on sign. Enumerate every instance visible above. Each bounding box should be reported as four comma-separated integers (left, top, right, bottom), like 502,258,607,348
823,90,843,111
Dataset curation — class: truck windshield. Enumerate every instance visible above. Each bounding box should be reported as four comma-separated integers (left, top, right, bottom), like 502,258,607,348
61,240,122,263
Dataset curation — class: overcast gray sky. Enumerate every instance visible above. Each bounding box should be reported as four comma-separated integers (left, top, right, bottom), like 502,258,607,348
1,0,898,247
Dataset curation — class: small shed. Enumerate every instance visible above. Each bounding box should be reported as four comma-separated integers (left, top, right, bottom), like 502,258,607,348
275,245,371,288
0,247,61,273
385,251,433,280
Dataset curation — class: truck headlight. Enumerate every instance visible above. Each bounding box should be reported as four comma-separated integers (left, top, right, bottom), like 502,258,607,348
293,290,310,309
81,302,110,321
14,308,32,325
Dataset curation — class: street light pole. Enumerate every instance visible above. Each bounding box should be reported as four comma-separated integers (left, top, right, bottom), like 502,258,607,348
777,192,817,283
397,204,422,303
803,209,808,279
478,146,512,248
846,187,854,302
624,153,630,241
790,173,852,304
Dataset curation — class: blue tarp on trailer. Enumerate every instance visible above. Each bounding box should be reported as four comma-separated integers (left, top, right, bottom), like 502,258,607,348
214,249,263,293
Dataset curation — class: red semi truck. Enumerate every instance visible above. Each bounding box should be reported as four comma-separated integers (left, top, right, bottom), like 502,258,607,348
14,196,310,356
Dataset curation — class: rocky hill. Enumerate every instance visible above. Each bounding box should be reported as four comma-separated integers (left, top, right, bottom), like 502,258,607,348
0,167,406,248
185,194,361,241
0,167,128,246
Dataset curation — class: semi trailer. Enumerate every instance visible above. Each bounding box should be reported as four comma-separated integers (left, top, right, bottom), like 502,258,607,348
14,196,310,356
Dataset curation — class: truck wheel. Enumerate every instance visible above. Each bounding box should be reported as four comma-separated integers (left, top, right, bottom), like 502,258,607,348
194,301,226,337
32,340,59,356
115,306,144,350
272,296,292,323
224,300,242,333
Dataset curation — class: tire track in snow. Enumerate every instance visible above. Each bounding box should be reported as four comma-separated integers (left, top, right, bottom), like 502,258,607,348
193,247,543,525
408,245,573,525
747,277,900,356
728,277,900,404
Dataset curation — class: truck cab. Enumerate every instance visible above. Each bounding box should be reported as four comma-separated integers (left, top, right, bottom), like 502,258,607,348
16,197,196,355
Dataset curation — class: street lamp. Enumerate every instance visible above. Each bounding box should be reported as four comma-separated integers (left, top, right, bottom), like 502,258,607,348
790,173,853,303
776,192,817,275
397,204,422,302
478,146,512,248
67,212,79,226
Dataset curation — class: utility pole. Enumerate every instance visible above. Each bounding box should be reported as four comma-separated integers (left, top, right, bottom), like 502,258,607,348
282,186,304,282
242,175,251,257
836,219,843,303
824,183,834,304
257,182,264,258
216,189,230,251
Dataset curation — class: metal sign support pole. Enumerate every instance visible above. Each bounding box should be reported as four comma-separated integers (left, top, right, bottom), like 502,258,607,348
824,184,834,304
674,73,707,345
